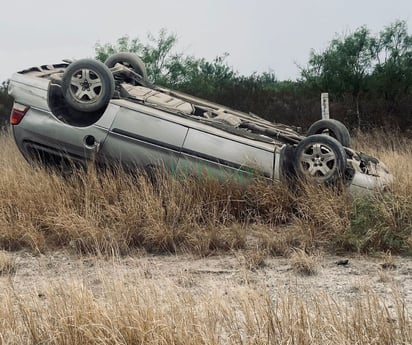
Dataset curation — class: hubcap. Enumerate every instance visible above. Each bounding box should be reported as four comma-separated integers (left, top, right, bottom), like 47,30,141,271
299,143,337,181
69,68,103,104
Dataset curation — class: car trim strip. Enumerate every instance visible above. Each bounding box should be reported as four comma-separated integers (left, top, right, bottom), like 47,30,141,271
111,101,275,152
111,128,269,177
180,149,268,176
111,128,182,152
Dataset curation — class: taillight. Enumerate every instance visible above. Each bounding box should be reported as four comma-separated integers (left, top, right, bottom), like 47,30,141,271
10,102,29,125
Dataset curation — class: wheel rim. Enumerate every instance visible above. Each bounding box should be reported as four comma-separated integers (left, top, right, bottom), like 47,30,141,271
69,68,103,104
298,143,338,181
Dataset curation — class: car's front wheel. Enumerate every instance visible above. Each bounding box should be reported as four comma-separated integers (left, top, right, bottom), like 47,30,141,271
61,59,115,113
293,135,347,184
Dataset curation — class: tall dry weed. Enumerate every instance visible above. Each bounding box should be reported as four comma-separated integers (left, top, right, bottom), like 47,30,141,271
0,277,410,345
1,130,412,255
0,250,15,275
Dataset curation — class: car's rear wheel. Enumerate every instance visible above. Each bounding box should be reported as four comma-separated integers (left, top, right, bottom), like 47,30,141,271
61,59,115,113
306,119,351,147
294,135,347,184
105,53,148,79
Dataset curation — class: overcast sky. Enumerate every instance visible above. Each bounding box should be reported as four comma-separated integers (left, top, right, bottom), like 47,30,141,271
0,0,411,82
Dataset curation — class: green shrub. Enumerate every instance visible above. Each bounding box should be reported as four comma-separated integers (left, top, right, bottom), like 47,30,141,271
343,194,412,253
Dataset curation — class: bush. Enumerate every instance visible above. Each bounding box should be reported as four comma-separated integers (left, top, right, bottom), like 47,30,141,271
344,194,412,254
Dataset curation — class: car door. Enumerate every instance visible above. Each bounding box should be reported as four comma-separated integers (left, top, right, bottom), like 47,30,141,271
17,103,120,163
101,102,189,171
177,128,275,182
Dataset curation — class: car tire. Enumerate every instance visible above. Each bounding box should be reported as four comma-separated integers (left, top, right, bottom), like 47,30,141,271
61,59,115,113
105,53,148,79
306,119,351,147
293,134,347,184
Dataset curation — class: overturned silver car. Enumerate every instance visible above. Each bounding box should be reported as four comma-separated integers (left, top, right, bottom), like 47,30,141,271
8,53,392,193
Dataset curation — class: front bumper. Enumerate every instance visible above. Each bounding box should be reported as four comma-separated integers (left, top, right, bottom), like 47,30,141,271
349,163,393,194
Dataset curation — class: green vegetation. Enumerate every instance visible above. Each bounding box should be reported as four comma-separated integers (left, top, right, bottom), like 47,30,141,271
0,23,411,256
0,81,12,128
1,21,411,130
1,24,412,344
302,20,412,129
346,194,412,253
94,21,412,130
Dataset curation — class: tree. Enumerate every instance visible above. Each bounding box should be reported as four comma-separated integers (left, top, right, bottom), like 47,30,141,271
95,29,199,86
0,81,13,128
371,20,412,112
95,29,241,103
94,29,330,127
94,23,410,130
175,54,236,99
301,27,375,127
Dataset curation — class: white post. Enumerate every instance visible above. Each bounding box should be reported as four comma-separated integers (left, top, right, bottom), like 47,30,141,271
321,93,329,119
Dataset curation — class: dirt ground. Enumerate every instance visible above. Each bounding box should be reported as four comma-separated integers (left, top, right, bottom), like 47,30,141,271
1,251,412,312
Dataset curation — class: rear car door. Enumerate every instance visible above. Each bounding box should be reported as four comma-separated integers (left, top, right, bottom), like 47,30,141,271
9,71,121,164
13,104,119,162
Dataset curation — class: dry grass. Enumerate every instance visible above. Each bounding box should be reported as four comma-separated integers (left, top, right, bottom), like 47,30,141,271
237,247,268,270
0,250,15,276
0,277,411,345
380,251,397,270
0,129,412,255
289,248,321,276
0,133,249,255
353,128,412,196
1,129,412,344
0,132,293,256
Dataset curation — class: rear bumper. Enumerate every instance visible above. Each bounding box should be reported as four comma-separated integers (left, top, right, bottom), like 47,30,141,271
8,73,51,111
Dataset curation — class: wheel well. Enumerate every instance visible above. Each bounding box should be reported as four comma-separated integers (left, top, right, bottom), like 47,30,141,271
280,144,297,180
48,83,107,127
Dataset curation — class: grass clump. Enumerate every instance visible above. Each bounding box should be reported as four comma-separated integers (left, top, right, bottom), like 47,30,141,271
345,193,412,254
0,250,16,275
1,278,410,345
291,182,351,250
289,248,321,276
0,130,412,256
